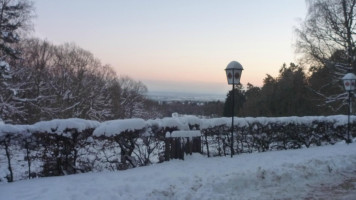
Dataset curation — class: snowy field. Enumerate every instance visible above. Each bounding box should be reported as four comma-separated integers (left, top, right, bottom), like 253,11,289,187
1,142,356,200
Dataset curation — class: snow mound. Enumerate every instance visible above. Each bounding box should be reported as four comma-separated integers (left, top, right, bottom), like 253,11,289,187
1,142,356,200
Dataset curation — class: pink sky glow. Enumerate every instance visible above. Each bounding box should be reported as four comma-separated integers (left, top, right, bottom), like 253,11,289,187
33,0,307,94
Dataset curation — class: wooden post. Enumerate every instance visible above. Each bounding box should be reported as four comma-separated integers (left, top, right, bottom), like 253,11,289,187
164,138,171,161
166,131,201,160
188,138,192,155
205,132,210,157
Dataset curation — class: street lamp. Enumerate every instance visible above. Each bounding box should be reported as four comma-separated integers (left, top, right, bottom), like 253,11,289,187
225,61,244,157
342,72,356,144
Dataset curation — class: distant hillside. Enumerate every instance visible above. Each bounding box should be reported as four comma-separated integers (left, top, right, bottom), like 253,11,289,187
146,91,226,102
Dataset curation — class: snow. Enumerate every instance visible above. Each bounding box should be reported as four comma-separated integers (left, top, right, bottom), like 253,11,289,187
342,72,356,80
2,115,356,198
29,118,100,135
175,115,202,126
0,124,27,137
167,130,201,138
0,118,100,138
93,118,146,137
1,142,356,200
226,60,243,70
0,60,10,71
200,115,356,129
200,117,230,129
1,115,355,138
150,117,189,130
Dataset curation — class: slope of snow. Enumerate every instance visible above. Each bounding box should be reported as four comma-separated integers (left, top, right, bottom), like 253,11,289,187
1,142,356,200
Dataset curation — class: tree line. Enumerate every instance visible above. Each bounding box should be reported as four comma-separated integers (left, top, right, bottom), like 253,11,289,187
224,63,323,117
0,0,167,124
1,38,163,124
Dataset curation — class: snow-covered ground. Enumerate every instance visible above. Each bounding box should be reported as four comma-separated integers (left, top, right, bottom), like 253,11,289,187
1,142,356,200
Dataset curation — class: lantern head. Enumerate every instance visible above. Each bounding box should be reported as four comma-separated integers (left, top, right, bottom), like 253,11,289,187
342,73,356,91
225,61,243,85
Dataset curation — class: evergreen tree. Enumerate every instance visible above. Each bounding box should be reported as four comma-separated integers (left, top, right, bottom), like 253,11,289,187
238,63,318,117
0,0,33,123
223,85,245,117
239,83,263,117
0,0,33,59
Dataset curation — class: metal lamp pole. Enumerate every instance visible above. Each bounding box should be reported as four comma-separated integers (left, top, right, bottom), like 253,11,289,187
225,61,243,158
231,69,235,157
342,72,356,144
348,91,352,144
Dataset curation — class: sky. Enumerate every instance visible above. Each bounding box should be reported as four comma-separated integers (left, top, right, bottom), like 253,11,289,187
33,0,307,95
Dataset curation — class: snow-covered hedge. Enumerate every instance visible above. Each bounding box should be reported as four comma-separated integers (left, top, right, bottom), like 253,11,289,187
200,115,355,156
30,118,100,136
0,115,355,182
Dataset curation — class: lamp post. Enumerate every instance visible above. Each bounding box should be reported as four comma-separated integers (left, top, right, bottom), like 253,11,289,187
225,61,243,157
342,72,356,144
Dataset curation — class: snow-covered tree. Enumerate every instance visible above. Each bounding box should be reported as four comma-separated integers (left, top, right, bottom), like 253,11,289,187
0,0,33,123
48,43,114,120
0,34,156,123
0,0,33,59
296,0,356,112
117,76,148,119
9,38,154,122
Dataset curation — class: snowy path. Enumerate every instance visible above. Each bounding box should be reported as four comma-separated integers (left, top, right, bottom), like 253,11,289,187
1,142,356,200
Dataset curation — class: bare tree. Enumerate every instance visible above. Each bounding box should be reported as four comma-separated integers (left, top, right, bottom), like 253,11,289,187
49,43,114,120
117,76,148,119
296,0,356,111
1,36,155,123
